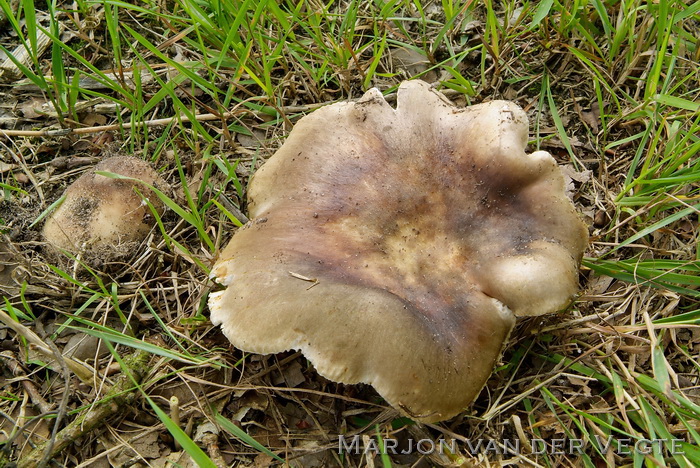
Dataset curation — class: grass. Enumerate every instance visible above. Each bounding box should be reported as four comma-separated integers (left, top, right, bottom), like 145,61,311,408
0,0,698,466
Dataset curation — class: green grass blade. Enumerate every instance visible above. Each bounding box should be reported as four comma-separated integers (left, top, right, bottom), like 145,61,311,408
215,412,285,462
148,397,218,468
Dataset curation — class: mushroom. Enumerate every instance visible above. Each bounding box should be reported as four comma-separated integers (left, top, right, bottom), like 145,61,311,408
209,80,588,422
43,156,166,254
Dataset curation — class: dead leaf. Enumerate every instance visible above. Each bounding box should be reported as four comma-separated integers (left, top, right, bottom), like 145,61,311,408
273,360,306,387
152,451,199,468
580,101,600,132
390,46,431,78
0,406,50,459
131,431,165,459
565,375,592,396
82,112,107,126
0,239,28,297
588,275,614,296
236,128,267,148
19,98,48,119
581,110,599,132
0,162,16,173
63,333,108,362
559,163,592,199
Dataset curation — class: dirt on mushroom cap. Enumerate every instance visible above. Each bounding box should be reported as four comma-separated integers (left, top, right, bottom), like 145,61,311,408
209,80,588,422
42,156,167,258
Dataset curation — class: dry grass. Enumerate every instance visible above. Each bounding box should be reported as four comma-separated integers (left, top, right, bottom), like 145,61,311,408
0,0,699,467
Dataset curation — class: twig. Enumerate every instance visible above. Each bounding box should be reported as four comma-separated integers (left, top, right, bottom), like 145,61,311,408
35,321,71,468
0,112,239,137
16,350,151,468
215,194,249,224
170,396,181,450
0,351,53,414
0,308,96,383
195,422,228,468
0,21,60,82
0,102,331,138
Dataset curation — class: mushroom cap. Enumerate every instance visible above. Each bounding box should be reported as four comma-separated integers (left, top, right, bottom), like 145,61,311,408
43,156,166,253
209,81,588,422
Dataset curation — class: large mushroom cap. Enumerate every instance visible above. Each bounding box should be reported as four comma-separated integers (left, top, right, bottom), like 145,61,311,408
43,156,166,254
209,80,588,422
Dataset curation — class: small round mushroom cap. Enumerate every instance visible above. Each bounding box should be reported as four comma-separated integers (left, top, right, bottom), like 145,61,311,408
209,81,588,422
43,156,166,253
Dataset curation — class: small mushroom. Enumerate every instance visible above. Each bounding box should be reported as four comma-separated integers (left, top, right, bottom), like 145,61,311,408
43,156,166,254
209,81,588,422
